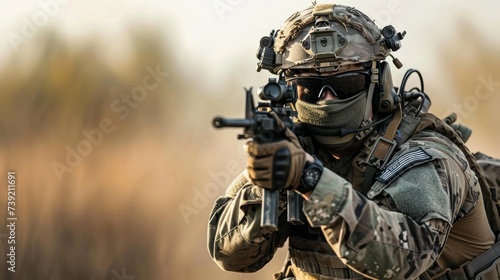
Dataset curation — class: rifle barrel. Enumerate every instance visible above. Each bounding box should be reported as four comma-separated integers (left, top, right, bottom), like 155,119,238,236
213,117,254,128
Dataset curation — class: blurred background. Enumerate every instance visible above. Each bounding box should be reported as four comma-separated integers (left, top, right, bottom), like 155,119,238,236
0,0,499,279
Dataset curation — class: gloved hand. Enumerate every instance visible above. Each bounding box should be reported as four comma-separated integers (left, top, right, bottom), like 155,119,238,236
245,111,309,191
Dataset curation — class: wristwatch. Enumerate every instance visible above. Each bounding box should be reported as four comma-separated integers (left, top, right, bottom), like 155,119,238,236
297,156,323,194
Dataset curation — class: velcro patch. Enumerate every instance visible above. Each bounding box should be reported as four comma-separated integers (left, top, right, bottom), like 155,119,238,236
377,148,433,184
312,4,335,16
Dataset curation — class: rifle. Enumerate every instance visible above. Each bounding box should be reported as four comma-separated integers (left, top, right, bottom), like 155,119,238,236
213,77,304,230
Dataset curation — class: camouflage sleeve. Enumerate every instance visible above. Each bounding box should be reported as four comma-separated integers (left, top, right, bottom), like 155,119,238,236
207,171,290,272
302,149,459,279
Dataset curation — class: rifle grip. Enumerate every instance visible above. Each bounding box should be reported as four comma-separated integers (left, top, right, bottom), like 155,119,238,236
261,148,291,230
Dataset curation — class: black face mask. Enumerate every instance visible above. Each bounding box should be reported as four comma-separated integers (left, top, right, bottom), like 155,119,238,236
288,70,370,103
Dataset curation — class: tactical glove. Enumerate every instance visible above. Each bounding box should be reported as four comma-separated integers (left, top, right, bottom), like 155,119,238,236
245,112,307,191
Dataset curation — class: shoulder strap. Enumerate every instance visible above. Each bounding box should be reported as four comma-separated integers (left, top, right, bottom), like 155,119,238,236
362,107,402,194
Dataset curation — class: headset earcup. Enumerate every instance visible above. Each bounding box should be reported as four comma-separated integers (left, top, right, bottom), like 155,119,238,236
371,62,384,114
375,61,397,114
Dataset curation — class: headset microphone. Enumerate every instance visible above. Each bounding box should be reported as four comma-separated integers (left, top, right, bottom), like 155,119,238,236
338,114,393,137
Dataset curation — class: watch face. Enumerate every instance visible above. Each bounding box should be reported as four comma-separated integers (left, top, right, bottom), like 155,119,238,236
304,169,321,188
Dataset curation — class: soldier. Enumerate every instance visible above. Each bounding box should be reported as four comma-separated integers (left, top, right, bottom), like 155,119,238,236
208,3,500,279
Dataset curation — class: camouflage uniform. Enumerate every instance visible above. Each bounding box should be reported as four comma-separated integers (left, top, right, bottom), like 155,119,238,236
208,3,500,279
207,118,499,279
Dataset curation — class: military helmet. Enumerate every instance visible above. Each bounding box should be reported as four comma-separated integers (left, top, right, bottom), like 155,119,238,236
256,4,405,74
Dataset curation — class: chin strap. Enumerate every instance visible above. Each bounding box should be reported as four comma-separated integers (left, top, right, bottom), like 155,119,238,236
360,60,405,194
346,61,379,145
364,61,378,121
